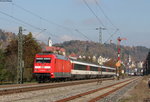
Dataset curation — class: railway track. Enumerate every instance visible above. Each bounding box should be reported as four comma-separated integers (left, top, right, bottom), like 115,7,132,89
0,78,113,96
0,83,38,88
55,77,140,102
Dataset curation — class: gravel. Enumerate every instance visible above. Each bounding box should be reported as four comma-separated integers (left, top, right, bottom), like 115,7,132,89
0,77,138,102
98,77,142,102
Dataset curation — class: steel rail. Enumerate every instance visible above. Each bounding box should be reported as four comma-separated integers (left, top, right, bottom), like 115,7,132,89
56,77,140,102
0,78,113,96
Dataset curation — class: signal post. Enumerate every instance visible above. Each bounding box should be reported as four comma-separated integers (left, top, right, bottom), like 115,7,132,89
116,37,127,80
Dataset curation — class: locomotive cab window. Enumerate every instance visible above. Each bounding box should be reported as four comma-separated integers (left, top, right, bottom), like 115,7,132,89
36,58,51,63
36,58,43,63
43,58,51,63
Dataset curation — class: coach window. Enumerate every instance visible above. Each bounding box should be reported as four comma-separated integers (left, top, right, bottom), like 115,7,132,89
113,69,115,72
74,64,86,70
90,66,98,71
36,58,43,63
111,69,114,72
43,58,51,63
102,68,106,72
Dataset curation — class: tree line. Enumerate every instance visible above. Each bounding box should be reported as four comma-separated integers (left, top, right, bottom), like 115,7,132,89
0,32,42,84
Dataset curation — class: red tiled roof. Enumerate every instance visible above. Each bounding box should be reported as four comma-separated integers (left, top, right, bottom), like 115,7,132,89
42,46,65,52
69,53,77,57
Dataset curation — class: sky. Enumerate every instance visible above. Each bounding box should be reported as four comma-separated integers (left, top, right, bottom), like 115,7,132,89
0,0,150,48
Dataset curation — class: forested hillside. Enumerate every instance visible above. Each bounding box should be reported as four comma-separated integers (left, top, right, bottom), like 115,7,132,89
54,40,149,62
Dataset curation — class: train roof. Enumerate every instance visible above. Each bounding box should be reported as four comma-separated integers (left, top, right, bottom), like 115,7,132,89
36,53,69,60
71,60,116,70
37,52,54,55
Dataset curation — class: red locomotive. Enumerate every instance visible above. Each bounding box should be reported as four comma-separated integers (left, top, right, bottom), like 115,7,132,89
33,53,116,83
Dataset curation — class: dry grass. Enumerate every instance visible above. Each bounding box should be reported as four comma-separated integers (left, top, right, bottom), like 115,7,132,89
119,76,150,102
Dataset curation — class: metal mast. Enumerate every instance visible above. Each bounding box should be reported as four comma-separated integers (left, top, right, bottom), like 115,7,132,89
17,26,23,84
96,27,106,84
96,27,106,44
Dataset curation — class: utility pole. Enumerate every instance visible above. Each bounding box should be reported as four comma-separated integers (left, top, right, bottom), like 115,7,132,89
17,26,24,84
96,27,106,44
96,27,106,84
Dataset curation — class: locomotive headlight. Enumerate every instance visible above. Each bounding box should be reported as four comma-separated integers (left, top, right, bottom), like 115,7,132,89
35,66,41,68
44,66,51,68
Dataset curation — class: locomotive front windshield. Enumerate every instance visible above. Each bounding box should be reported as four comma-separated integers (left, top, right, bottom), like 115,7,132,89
36,58,51,63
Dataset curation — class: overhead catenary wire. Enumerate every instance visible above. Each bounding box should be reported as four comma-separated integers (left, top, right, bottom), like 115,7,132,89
94,0,123,39
11,2,92,42
0,10,59,39
82,0,105,27
13,1,119,43
75,29,92,41
1,2,93,43
94,0,118,29
83,0,117,42
2,2,121,44
92,0,123,44
0,17,27,31
0,10,43,31
23,29,47,44
104,29,119,44
0,17,57,43
11,3,74,34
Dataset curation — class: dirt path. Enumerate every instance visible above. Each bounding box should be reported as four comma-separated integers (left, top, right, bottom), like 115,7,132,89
119,76,150,102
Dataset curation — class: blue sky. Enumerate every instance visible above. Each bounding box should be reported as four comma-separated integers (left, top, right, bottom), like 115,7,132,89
0,0,150,48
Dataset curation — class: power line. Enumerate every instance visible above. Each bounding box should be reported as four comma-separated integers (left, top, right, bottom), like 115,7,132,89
0,10,43,31
83,0,122,44
0,10,59,39
12,3,91,41
0,17,27,31
104,29,119,44
82,0,105,27
24,29,46,44
14,2,117,42
83,0,116,41
2,2,117,43
94,0,118,29
11,3,74,33
75,29,92,41
94,0,123,38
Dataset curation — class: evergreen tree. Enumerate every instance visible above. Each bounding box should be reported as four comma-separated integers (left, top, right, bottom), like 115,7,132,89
23,32,42,81
0,49,7,84
4,32,42,82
